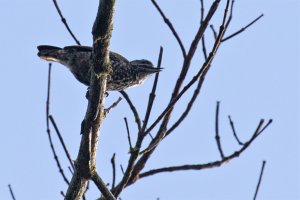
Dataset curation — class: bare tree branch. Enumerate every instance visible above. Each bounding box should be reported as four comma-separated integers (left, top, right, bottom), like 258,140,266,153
124,117,133,151
46,63,70,185
215,101,225,159
105,97,122,116
141,46,164,135
210,24,217,40
164,74,203,136
223,0,235,36
163,1,215,136
52,0,81,45
147,1,222,142
140,0,230,155
200,0,205,21
127,0,231,187
92,171,116,200
253,161,267,200
45,0,270,198
256,119,272,135
200,0,208,60
68,166,74,175
111,47,164,197
120,91,142,132
65,0,116,199
8,184,16,200
120,165,125,175
164,1,241,135
151,1,186,58
228,115,244,145
49,115,75,170
143,0,224,140
47,126,69,185
110,153,116,189
138,120,271,180
46,63,51,123
222,14,264,42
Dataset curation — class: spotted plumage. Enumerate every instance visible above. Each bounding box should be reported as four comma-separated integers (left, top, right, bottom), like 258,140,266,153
37,45,161,91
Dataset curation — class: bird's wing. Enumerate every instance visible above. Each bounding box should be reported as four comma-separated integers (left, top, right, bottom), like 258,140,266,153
63,45,129,63
110,52,130,63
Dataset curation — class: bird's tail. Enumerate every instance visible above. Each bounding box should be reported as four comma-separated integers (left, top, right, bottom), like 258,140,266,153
37,45,62,62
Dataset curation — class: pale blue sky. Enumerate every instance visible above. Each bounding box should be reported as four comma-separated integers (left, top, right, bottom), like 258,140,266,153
0,0,299,199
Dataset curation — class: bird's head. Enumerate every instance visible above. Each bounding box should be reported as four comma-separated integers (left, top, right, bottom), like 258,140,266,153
130,59,162,74
129,59,162,85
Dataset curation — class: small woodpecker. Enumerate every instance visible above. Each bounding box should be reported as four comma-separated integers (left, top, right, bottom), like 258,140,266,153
37,45,161,91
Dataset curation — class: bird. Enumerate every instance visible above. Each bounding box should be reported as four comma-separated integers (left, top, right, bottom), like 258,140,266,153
37,45,161,91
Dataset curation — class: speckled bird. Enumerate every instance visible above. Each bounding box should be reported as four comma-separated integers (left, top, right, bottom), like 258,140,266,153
37,45,161,91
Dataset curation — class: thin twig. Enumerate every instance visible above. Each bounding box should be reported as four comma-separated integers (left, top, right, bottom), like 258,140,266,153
120,91,142,132
61,191,66,197
161,2,214,135
200,0,208,59
201,36,208,60
159,0,223,136
124,118,133,150
253,161,267,200
151,0,186,58
105,97,122,115
228,115,244,145
200,0,205,21
164,74,204,136
210,24,217,40
68,166,74,175
170,0,223,107
120,165,125,175
141,47,163,135
149,133,154,140
223,0,235,34
47,142,67,182
144,0,224,137
45,64,70,185
111,153,116,189
215,101,225,159
129,1,232,186
112,47,164,197
8,184,16,200
137,120,271,180
46,63,51,127
49,115,75,170
140,0,230,154
52,0,81,45
222,14,264,42
256,119,272,136
221,0,231,25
